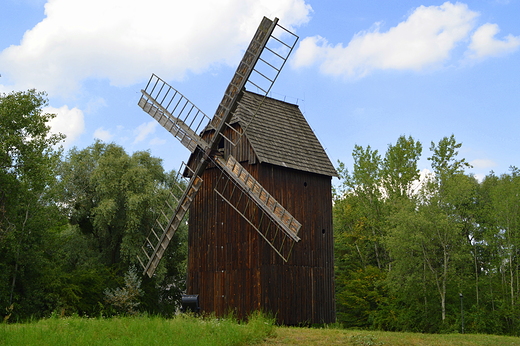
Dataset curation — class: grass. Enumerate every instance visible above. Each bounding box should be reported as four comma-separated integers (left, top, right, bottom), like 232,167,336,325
2,315,520,346
0,312,274,346
260,327,520,346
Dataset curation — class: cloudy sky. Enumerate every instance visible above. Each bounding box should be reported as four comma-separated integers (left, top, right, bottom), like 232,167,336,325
2,0,519,181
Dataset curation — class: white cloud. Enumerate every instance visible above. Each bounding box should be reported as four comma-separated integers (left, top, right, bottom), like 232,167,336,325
85,96,107,114
292,2,518,78
468,23,520,59
149,137,167,146
45,105,85,148
293,2,477,77
291,35,327,68
93,127,113,142
470,158,496,169
0,0,311,97
133,121,157,144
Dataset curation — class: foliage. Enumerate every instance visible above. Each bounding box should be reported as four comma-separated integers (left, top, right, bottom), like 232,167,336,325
57,141,188,316
59,141,166,267
334,134,520,335
0,96,188,320
0,89,66,321
104,266,143,315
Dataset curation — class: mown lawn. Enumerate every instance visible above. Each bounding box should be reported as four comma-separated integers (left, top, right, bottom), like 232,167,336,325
261,327,520,346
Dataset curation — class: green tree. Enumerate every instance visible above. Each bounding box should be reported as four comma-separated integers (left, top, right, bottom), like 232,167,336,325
0,89,66,320
104,265,143,315
59,141,166,266
58,141,188,315
482,168,520,333
337,145,386,269
386,136,473,327
334,133,520,334
428,134,470,179
381,135,422,200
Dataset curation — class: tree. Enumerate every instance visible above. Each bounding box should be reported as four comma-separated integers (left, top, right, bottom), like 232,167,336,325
104,266,143,315
337,145,387,269
488,170,520,306
59,141,166,266
58,141,188,315
386,136,473,326
428,135,470,180
334,134,520,334
0,89,66,320
382,135,422,200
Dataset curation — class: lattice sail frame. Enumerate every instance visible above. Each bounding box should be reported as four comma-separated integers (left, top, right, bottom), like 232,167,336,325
137,17,300,277
212,156,300,262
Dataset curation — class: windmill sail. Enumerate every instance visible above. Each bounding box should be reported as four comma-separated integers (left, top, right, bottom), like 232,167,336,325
216,155,301,241
137,17,300,277
138,75,211,153
213,155,301,261
214,18,298,147
137,162,203,278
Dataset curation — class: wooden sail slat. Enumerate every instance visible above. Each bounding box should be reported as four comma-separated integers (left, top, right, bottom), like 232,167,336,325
216,155,301,241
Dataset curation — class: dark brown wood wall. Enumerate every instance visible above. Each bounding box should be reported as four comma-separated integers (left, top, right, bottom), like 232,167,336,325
256,163,335,324
186,127,335,324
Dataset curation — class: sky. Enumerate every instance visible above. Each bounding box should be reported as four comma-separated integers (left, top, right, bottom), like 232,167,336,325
1,0,519,183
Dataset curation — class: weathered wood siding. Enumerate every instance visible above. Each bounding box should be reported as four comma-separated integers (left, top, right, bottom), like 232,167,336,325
186,124,335,325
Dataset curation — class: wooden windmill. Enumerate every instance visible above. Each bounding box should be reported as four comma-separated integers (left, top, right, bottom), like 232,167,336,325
137,17,336,324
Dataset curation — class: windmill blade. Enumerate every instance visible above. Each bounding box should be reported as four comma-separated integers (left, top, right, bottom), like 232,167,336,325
213,18,299,148
138,162,204,278
202,18,301,262
137,17,299,276
138,74,211,153
216,155,301,240
207,17,299,148
212,156,300,261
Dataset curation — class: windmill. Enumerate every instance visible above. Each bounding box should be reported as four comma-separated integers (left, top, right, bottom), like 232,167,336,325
137,17,336,324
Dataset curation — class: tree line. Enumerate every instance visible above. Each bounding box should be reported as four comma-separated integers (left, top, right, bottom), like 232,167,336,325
1,90,187,320
334,134,520,335
3,89,520,336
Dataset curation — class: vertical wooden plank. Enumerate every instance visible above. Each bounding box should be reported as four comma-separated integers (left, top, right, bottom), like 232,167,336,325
187,148,336,324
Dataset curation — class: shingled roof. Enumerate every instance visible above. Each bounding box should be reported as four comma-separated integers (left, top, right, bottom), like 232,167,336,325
231,91,338,178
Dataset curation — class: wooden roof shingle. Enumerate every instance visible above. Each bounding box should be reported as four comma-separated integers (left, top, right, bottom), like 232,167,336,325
231,91,338,178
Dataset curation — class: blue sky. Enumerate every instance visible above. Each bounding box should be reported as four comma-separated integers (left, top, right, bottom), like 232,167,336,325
1,0,519,182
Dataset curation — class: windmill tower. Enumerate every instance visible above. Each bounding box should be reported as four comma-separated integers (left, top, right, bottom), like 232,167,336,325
137,17,336,324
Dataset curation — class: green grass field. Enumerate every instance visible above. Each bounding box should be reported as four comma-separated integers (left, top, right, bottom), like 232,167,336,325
261,327,520,346
0,313,273,346
2,314,520,346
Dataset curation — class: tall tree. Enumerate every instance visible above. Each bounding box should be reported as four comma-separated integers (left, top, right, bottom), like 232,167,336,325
428,134,470,179
381,135,422,200
488,169,520,308
58,141,188,314
337,145,387,269
383,135,475,329
60,141,170,267
335,145,388,327
335,134,520,334
0,89,65,319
